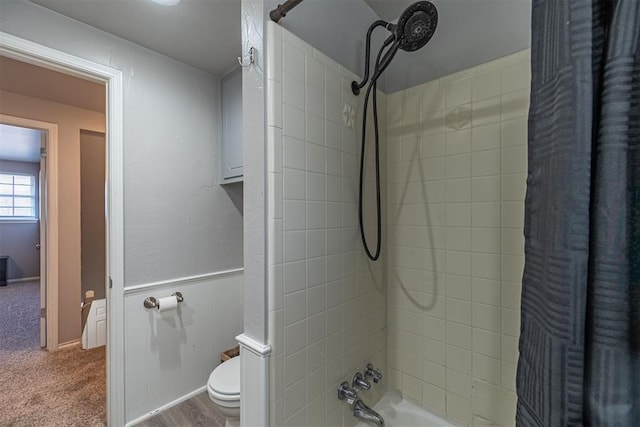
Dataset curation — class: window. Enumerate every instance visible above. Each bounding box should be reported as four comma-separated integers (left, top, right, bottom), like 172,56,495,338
0,173,36,219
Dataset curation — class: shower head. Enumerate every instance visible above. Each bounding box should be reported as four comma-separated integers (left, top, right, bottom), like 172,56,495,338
351,1,438,95
393,1,438,52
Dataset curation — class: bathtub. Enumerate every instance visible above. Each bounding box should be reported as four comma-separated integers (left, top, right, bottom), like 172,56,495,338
355,391,457,427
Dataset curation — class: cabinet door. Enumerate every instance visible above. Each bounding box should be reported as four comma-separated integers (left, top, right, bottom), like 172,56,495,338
221,67,243,182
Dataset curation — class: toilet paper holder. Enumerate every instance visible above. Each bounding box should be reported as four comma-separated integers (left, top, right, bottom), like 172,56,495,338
144,292,184,309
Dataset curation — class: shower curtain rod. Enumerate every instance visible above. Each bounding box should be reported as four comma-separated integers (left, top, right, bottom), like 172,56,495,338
270,0,304,23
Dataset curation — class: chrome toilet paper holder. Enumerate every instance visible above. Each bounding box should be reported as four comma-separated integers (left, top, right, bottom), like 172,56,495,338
144,292,184,309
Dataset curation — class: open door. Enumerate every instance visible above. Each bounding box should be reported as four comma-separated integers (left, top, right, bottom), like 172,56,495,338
39,132,47,349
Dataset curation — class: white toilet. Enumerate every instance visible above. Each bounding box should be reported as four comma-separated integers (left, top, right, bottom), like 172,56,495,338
207,356,241,426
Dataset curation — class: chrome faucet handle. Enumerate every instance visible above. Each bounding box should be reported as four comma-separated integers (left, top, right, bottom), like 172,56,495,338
365,363,382,383
352,372,371,390
338,381,359,405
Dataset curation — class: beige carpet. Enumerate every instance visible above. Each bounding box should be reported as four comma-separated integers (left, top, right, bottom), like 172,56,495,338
0,281,106,427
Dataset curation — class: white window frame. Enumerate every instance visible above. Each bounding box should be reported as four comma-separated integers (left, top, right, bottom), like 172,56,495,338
0,171,38,221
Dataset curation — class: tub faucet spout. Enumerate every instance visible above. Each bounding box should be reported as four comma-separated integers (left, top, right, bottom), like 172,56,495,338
353,399,385,426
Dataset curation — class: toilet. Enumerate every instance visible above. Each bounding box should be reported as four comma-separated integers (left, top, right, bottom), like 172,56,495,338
207,356,241,427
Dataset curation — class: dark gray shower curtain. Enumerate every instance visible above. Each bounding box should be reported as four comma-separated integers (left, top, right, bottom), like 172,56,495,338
517,0,640,425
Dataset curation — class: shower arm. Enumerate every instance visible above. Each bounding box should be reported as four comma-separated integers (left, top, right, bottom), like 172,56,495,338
352,20,393,95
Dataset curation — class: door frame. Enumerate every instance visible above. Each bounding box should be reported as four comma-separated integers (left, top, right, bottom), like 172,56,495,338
0,32,125,426
0,115,57,350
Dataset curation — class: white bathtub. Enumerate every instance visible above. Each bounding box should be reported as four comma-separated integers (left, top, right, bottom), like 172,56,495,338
355,391,457,427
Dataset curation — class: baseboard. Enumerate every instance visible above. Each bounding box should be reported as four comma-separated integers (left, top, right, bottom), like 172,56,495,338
57,339,81,350
126,385,207,426
7,276,40,284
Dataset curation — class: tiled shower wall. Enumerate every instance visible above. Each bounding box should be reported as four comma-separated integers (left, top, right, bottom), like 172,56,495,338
385,51,530,426
265,22,387,427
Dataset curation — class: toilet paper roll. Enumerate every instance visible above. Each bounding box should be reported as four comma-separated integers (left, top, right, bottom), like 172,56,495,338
157,295,179,312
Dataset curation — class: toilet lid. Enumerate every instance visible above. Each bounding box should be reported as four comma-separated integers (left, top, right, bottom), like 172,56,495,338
208,356,240,397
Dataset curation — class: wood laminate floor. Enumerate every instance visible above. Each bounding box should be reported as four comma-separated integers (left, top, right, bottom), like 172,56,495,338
136,392,227,427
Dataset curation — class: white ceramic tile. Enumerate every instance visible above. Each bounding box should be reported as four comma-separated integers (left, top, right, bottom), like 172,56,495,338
283,378,307,420
268,80,283,128
306,229,325,258
306,256,326,287
325,148,342,176
446,368,471,398
472,96,501,127
283,136,306,170
447,344,472,374
445,77,472,108
502,254,524,283
501,173,527,201
446,227,471,251
266,23,282,82
283,168,306,200
501,118,528,147
473,353,502,386
422,132,446,158
284,319,307,356
472,328,501,359
284,349,307,388
446,321,471,350
472,149,501,177
307,113,325,146
284,261,306,294
445,153,471,178
502,282,522,310
283,72,305,110
284,230,306,262
325,120,342,151
282,41,305,77
306,172,325,202
501,90,530,121
446,274,471,301
502,201,524,228
284,200,306,231
283,104,305,140
284,290,306,326
473,277,501,306
501,61,530,94
422,382,446,414
472,176,501,202
446,129,471,155
446,179,471,203
473,69,501,101
306,142,325,174
472,123,501,152
502,228,524,256
472,202,501,228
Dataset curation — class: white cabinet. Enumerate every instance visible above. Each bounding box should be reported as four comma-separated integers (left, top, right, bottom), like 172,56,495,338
220,67,243,184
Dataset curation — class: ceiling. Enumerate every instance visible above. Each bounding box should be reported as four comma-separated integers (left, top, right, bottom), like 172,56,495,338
0,124,42,163
0,56,105,112
28,0,241,76
24,0,531,91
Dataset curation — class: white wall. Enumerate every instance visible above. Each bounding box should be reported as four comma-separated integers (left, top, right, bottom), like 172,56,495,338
385,50,530,425
266,22,387,426
0,0,244,286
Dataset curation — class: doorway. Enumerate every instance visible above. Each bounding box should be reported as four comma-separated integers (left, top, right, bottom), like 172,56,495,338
0,32,125,425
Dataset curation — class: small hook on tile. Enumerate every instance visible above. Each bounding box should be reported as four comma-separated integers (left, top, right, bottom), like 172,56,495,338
238,47,255,67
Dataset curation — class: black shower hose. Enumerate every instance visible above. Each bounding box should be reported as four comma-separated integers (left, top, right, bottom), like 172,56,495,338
358,39,399,261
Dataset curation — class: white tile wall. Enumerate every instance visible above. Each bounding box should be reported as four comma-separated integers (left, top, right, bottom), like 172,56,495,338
386,50,530,426
266,22,387,427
